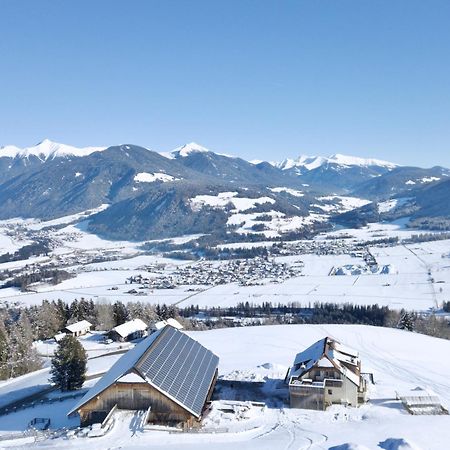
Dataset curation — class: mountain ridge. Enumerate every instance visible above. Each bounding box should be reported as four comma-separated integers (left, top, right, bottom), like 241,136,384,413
0,139,448,240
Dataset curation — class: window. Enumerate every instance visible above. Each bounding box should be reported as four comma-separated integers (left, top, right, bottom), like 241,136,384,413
328,389,333,395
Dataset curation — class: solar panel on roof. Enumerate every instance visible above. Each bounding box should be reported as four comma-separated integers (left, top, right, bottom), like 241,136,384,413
136,326,219,417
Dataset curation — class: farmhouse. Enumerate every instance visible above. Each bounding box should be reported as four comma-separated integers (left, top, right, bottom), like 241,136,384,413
64,320,92,337
68,325,219,429
286,337,367,410
109,318,148,342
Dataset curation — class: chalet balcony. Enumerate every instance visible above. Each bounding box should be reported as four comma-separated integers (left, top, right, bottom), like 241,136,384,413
290,378,343,389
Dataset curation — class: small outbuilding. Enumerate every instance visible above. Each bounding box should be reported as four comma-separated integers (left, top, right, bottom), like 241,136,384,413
54,332,67,343
108,318,148,342
64,320,92,337
286,337,367,410
68,325,219,429
153,317,184,331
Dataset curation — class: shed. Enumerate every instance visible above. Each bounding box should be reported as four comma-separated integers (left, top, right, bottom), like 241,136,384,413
54,332,67,343
109,318,148,342
64,320,92,337
68,325,219,428
396,387,448,415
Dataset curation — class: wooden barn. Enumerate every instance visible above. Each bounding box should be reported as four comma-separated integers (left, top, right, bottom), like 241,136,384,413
286,337,367,410
68,325,219,429
108,318,148,342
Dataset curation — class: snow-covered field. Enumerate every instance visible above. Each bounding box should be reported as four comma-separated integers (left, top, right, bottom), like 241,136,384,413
1,324,449,449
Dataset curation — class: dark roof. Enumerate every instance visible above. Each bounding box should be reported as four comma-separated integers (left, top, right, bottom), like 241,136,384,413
68,325,218,418
136,325,219,417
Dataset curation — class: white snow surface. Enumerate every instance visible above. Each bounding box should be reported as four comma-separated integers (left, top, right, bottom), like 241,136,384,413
269,187,304,197
378,198,413,213
0,139,105,160
317,196,371,213
134,172,179,183
420,176,440,183
190,192,275,212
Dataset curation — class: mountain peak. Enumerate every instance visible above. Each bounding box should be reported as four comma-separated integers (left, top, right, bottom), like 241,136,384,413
0,139,106,160
274,155,326,171
172,142,210,157
274,153,398,171
327,153,398,168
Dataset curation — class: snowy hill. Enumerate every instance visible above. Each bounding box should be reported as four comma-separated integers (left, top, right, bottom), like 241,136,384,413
1,324,449,449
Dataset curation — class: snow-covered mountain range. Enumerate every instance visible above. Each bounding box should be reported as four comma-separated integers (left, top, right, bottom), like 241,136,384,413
0,139,105,160
0,139,449,241
0,139,397,169
274,153,398,171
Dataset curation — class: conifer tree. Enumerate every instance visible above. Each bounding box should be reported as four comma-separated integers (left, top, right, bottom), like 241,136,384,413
8,313,42,377
0,319,9,380
50,335,87,391
112,301,129,326
398,311,415,331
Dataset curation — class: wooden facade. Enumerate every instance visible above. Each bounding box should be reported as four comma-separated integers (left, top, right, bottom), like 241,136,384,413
108,328,146,342
78,368,218,428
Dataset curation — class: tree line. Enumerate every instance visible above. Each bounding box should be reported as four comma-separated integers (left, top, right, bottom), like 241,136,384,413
0,298,181,381
1,297,449,382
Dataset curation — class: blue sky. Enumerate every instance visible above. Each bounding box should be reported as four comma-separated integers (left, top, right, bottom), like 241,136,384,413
1,0,449,167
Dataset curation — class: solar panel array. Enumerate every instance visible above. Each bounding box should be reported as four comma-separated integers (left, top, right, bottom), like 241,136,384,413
136,326,219,417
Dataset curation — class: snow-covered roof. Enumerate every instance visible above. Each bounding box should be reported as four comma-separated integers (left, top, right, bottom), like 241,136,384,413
65,320,92,333
54,332,67,342
111,318,148,338
396,387,442,406
289,337,361,387
154,318,183,330
69,325,219,418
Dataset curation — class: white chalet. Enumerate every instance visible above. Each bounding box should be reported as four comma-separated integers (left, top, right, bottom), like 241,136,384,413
109,319,148,342
286,337,367,410
64,320,92,337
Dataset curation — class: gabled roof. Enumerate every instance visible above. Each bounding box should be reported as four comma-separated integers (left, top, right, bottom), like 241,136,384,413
65,320,92,333
288,337,360,386
154,317,184,330
111,318,147,338
68,325,219,418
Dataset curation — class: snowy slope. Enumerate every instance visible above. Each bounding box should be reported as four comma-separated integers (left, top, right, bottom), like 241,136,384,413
2,325,449,450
